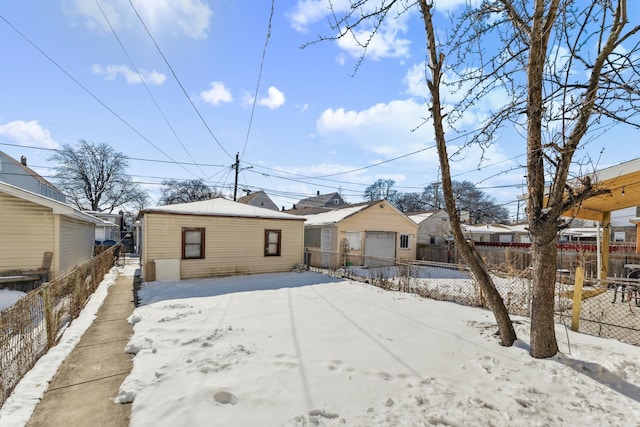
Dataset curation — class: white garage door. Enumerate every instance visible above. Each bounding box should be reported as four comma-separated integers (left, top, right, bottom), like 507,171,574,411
364,231,396,267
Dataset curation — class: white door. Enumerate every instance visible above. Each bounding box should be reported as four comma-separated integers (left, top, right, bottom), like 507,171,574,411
321,228,332,268
364,231,396,267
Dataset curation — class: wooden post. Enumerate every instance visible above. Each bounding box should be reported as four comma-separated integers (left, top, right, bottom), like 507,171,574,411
571,266,585,332
42,285,55,348
600,212,611,284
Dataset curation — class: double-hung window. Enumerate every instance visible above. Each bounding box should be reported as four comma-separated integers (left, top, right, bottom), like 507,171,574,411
183,228,205,259
265,229,281,256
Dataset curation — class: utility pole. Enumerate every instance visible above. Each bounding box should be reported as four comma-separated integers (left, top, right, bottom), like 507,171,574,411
233,152,240,201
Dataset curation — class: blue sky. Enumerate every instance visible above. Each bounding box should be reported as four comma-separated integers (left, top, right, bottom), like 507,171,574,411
0,0,638,220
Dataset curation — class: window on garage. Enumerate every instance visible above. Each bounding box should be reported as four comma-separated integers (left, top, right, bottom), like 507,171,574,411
399,234,410,249
183,228,205,259
265,229,282,256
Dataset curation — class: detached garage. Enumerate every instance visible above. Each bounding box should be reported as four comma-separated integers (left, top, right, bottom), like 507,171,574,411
302,199,418,268
0,181,100,280
139,198,306,281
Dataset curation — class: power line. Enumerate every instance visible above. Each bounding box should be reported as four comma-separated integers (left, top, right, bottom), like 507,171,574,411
95,0,206,178
127,0,233,160
241,0,275,160
0,142,226,167
0,14,195,176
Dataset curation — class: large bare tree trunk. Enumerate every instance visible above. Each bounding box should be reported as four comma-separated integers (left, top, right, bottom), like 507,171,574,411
529,224,559,357
419,0,516,347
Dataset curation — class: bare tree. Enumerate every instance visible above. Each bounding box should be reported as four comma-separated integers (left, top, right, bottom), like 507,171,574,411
364,178,399,202
50,140,149,213
159,179,223,205
312,1,517,347
394,192,428,212
446,0,640,357
311,0,640,356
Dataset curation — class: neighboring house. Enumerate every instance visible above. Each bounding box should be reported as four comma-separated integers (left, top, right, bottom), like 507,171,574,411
289,191,348,215
85,210,120,243
0,151,67,203
461,223,518,243
409,210,451,244
237,190,279,211
138,198,306,281
302,199,418,268
0,181,101,280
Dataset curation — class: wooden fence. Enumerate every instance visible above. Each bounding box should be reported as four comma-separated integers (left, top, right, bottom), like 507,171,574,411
418,243,640,278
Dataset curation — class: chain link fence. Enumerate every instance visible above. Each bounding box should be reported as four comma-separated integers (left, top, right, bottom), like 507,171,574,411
305,248,640,347
0,245,121,407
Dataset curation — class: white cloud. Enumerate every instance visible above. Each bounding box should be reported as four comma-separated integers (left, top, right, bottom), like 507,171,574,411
67,0,212,39
317,98,433,158
200,82,233,105
287,0,345,33
92,64,166,85
315,96,510,176
336,20,411,61
257,87,286,110
0,120,59,149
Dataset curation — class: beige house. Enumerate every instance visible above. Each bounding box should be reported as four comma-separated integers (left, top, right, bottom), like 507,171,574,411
0,181,100,280
302,199,418,268
139,198,306,281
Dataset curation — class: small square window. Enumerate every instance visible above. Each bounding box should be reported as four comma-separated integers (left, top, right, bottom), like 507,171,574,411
183,228,205,259
400,234,410,249
265,229,281,256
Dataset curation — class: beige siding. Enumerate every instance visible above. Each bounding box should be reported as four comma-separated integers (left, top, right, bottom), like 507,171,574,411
336,201,418,260
0,191,55,274
59,216,95,276
142,213,304,280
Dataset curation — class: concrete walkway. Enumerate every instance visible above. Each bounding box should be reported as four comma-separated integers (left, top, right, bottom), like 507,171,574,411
26,268,135,427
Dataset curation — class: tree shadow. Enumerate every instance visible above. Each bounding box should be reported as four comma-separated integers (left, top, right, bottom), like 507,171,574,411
554,353,640,403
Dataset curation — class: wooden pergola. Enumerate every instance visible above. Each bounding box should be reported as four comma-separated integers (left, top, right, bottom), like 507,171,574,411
559,158,640,278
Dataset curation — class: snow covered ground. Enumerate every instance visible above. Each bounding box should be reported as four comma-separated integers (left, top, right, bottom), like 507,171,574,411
3,269,640,426
118,272,640,426
0,290,25,312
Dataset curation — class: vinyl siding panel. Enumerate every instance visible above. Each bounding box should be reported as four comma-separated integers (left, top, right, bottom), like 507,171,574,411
415,211,451,244
142,213,304,280
0,191,55,274
59,216,95,275
336,202,418,260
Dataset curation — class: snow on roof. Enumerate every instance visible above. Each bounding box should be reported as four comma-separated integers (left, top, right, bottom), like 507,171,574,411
409,212,435,224
303,203,370,226
141,197,304,221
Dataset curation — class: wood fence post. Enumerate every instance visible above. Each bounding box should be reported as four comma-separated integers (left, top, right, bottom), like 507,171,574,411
571,266,585,332
42,286,55,348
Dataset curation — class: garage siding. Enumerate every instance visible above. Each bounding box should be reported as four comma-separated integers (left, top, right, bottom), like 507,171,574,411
142,213,304,280
336,201,418,261
59,216,95,276
0,191,55,274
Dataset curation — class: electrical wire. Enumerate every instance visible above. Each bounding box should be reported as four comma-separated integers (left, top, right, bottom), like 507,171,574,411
0,142,226,167
241,0,275,160
127,0,233,160
0,14,196,176
95,0,207,178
